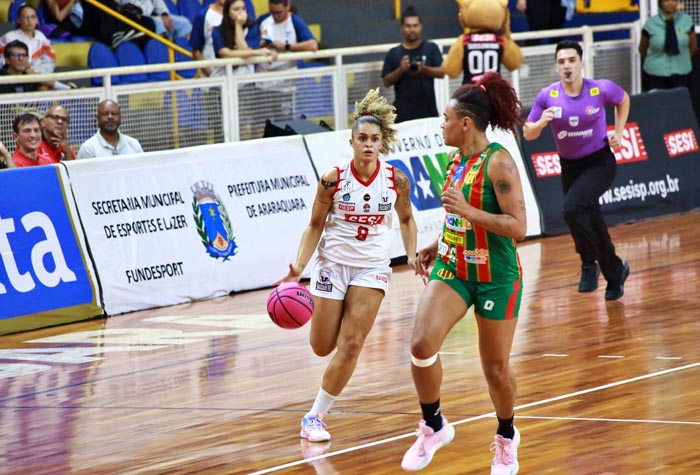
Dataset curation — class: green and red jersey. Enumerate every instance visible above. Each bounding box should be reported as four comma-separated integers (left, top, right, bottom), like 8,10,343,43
437,143,522,283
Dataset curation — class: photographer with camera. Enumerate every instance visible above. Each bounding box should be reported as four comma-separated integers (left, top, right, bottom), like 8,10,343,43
382,6,443,123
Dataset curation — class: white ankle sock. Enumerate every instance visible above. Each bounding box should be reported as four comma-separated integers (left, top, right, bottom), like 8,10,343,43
306,388,337,418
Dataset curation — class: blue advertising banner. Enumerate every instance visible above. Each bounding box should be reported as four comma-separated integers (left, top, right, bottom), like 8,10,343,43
520,88,700,235
0,166,101,330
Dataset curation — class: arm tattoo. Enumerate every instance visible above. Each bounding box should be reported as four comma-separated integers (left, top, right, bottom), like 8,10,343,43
395,172,411,206
320,179,337,190
496,179,512,195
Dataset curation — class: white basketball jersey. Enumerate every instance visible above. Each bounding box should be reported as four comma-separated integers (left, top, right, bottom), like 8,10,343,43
318,160,398,267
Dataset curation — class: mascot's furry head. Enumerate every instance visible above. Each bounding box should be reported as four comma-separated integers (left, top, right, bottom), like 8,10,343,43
442,0,523,80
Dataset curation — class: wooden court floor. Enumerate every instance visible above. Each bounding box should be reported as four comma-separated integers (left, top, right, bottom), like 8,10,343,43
1,211,699,475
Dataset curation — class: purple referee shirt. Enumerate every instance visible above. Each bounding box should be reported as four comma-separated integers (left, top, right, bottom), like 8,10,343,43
527,78,625,159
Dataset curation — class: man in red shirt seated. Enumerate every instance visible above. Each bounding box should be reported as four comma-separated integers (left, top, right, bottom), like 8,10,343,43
12,113,54,167
39,105,75,162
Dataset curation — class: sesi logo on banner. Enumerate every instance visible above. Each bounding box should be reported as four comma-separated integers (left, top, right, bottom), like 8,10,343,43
0,167,98,321
608,122,648,163
663,129,699,158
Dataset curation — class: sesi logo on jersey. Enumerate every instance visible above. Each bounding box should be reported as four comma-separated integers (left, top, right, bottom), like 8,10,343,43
344,214,385,226
0,167,98,320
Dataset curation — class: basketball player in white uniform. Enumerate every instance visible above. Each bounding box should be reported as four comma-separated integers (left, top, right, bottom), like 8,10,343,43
275,89,426,444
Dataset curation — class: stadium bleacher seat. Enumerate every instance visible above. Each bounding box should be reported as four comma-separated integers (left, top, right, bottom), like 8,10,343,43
144,38,171,81
87,42,121,86
177,0,202,24
173,36,197,79
55,41,93,68
7,0,23,23
114,41,149,83
163,0,179,16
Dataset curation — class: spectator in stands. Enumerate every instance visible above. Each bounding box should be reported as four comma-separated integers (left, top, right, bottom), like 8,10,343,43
42,0,84,39
638,0,697,92
80,0,156,48
191,0,256,76
190,0,226,77
0,140,16,169
78,100,144,158
12,113,55,167
516,0,570,46
39,105,76,162
0,5,75,89
0,40,53,93
256,0,317,119
213,0,276,74
123,0,193,40
257,0,317,69
381,6,443,123
0,5,57,75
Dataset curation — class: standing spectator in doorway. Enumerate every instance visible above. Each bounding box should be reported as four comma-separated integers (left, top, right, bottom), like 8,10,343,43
12,113,55,167
78,100,144,159
123,0,192,40
381,6,444,123
639,0,697,92
39,105,76,162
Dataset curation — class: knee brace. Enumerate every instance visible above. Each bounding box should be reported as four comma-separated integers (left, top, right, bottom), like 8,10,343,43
411,353,438,368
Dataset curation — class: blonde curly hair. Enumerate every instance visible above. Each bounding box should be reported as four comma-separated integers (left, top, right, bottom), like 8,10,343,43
352,88,397,155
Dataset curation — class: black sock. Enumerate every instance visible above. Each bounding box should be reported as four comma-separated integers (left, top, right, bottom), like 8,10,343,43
420,400,443,433
497,414,515,439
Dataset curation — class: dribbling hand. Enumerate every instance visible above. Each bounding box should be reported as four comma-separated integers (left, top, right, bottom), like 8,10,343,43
272,263,302,286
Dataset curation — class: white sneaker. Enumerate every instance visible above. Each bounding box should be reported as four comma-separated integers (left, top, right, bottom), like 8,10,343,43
401,418,455,471
300,414,331,442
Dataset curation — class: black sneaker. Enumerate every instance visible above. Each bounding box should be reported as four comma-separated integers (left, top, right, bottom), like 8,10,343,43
605,261,630,301
578,263,600,292
112,29,137,48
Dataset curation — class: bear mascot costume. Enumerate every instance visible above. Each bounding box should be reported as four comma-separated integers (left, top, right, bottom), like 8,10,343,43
442,0,524,84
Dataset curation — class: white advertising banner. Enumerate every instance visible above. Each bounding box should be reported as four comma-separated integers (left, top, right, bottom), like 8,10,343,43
303,118,542,260
65,137,316,315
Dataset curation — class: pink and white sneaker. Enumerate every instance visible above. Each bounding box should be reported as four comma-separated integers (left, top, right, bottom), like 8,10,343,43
490,426,520,475
401,418,455,471
300,414,331,442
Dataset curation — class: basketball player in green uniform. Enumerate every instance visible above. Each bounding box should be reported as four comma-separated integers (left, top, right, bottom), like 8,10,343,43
401,72,527,474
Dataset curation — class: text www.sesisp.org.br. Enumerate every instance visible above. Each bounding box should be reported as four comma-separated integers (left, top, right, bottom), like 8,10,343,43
600,174,681,204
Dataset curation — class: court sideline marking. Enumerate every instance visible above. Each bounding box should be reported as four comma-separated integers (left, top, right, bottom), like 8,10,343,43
248,361,700,474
